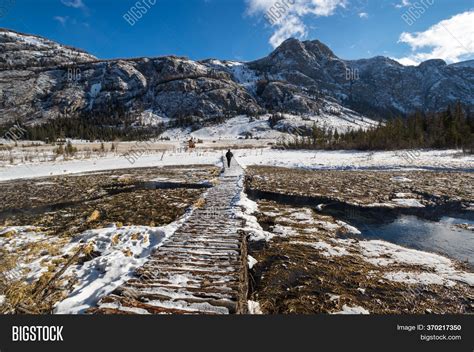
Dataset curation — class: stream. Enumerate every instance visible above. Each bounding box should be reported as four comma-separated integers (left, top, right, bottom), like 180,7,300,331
246,188,474,268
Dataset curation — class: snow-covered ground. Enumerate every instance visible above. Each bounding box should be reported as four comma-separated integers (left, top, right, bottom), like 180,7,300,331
137,110,170,127
0,148,471,181
1,146,473,314
275,110,378,134
236,180,275,243
1,214,189,314
0,150,223,181
237,149,473,171
247,300,263,314
333,305,370,315
162,113,379,141
54,217,187,314
0,226,65,283
206,60,259,93
190,115,285,140
1,29,95,62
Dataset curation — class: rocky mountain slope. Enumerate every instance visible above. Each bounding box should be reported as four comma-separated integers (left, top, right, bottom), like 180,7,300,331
0,29,96,70
249,38,474,117
0,29,473,132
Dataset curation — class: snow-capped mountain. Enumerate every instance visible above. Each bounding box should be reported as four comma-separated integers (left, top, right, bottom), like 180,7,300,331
0,29,473,133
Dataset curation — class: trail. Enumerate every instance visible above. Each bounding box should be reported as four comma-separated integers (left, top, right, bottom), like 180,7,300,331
92,159,248,314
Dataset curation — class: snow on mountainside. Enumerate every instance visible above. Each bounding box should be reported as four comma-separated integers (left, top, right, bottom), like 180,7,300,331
161,111,378,141
0,29,473,135
204,60,260,93
0,28,96,69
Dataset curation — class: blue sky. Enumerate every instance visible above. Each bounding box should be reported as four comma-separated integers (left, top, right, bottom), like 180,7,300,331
0,0,473,64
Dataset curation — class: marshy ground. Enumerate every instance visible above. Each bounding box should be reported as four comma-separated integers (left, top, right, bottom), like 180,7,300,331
0,165,219,313
245,166,473,207
245,166,474,314
0,165,220,232
1,164,473,315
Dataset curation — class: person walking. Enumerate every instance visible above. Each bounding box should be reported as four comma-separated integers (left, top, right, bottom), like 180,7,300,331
225,149,233,168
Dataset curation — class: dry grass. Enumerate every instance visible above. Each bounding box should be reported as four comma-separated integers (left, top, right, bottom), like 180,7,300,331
194,198,206,209
111,234,120,246
87,210,101,223
0,230,75,314
0,248,69,314
0,230,16,238
247,166,474,206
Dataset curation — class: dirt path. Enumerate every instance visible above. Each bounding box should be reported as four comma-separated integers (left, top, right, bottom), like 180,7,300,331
92,159,248,314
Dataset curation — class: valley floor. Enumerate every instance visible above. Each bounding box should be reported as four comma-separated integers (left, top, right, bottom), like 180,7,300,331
0,147,472,314
0,145,472,181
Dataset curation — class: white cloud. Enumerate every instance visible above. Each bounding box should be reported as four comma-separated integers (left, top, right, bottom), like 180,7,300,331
269,15,307,48
246,0,347,47
358,12,368,19
53,16,69,26
395,0,411,8
395,10,474,65
60,0,86,9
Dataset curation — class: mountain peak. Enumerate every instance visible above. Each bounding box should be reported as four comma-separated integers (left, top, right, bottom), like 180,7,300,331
273,38,337,60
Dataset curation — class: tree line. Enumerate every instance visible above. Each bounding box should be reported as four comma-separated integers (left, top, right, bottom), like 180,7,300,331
280,103,474,153
0,113,165,143
1,103,472,151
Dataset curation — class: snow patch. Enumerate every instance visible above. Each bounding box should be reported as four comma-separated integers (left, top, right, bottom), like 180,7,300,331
291,240,349,257
272,224,298,237
358,240,474,287
238,149,473,172
336,220,362,235
333,305,370,315
89,83,101,98
145,299,229,314
248,255,258,269
236,187,274,242
167,274,191,286
391,176,413,182
98,303,151,315
315,220,340,231
383,271,456,287
290,209,314,223
328,294,340,302
138,110,169,127
248,300,263,314
392,198,425,208
0,226,61,282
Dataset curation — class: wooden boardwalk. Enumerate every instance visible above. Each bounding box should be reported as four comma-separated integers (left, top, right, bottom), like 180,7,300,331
92,160,248,314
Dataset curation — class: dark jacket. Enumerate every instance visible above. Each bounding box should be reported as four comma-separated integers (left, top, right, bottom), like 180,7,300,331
225,151,233,160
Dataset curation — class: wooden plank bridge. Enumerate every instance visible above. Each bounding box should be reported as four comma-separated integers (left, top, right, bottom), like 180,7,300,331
92,161,248,314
